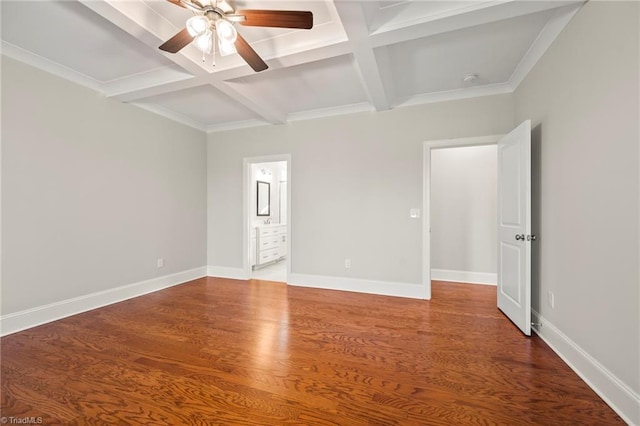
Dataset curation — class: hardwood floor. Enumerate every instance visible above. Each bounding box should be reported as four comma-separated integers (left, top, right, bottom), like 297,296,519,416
1,278,623,425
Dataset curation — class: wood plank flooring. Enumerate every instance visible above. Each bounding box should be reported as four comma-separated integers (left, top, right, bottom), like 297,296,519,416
1,278,623,425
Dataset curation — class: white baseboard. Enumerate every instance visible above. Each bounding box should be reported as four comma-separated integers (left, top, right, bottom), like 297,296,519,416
288,273,427,299
532,310,640,425
207,265,249,280
431,269,497,285
0,267,207,337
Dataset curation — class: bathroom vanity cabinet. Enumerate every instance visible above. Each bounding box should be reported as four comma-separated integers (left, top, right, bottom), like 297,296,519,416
253,225,287,268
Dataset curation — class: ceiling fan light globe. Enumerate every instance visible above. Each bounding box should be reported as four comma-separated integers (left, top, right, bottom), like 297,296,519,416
218,39,237,56
186,15,209,37
216,19,237,44
193,31,213,53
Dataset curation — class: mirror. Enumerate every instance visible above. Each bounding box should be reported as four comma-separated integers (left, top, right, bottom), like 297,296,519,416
257,181,270,216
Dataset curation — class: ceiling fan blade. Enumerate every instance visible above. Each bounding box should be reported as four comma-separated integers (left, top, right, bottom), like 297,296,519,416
237,10,313,29
159,28,194,53
166,0,186,8
235,34,268,72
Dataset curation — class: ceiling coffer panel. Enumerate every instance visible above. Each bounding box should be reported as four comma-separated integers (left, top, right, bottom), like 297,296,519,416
383,8,556,99
137,85,263,125
228,54,369,114
1,1,175,83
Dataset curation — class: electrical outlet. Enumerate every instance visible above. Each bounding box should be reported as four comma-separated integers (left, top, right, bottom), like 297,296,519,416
157,258,164,268
548,291,555,308
344,259,351,269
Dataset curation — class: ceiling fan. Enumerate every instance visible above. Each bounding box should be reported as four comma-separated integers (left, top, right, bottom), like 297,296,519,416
159,0,313,72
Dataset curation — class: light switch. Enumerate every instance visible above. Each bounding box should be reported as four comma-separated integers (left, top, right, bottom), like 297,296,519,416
410,208,420,219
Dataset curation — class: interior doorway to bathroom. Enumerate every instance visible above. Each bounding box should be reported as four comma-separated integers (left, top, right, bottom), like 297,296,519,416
244,156,290,283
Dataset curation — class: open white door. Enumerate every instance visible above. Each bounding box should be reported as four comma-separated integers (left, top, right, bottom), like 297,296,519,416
497,120,532,336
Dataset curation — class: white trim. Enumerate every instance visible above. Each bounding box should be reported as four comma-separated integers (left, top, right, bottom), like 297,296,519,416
288,273,426,300
1,41,105,93
0,267,207,337
206,119,270,133
431,269,497,285
207,265,249,281
532,310,640,426
422,143,432,300
396,83,512,108
131,102,208,132
287,102,374,123
423,134,503,300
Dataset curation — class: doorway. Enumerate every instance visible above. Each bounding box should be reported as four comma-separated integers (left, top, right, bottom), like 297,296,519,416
243,155,291,283
423,122,533,336
422,135,502,299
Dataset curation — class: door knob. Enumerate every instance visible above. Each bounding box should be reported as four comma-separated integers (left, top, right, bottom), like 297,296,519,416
515,234,525,241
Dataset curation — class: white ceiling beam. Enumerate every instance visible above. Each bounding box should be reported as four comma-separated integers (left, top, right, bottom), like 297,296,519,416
334,1,390,111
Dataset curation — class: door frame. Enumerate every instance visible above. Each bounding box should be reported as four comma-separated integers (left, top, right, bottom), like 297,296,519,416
422,135,503,299
243,154,292,281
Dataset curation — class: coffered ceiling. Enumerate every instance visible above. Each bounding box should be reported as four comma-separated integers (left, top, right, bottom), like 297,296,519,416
1,0,584,132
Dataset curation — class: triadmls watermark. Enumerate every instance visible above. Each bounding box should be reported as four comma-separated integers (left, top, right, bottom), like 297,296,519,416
0,417,43,424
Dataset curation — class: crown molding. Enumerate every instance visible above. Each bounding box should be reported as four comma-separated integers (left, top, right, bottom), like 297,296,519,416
206,118,270,133
131,101,208,131
394,82,513,108
1,41,104,93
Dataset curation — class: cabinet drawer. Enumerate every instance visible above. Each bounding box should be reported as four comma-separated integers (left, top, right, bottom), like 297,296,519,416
259,227,281,237
259,235,280,250
258,248,280,264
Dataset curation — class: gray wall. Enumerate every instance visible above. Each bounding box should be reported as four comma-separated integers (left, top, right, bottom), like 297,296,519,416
207,95,515,284
515,0,639,399
1,56,207,315
431,145,497,275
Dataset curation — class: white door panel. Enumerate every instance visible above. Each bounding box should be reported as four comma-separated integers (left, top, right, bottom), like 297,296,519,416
497,120,531,336
500,242,522,305
500,141,523,226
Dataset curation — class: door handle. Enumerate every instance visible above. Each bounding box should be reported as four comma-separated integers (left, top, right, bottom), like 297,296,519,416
515,234,525,241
